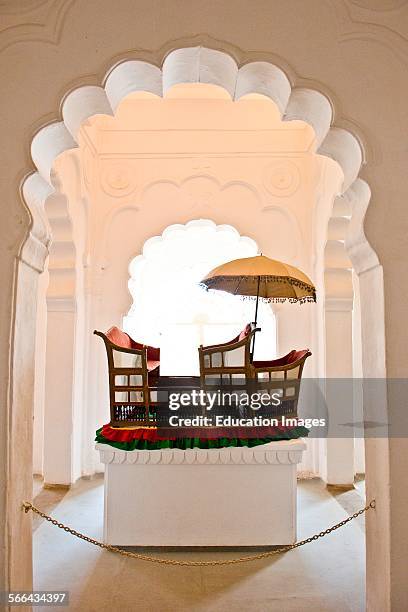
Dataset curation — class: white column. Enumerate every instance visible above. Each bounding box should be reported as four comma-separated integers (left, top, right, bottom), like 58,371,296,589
33,269,48,475
82,267,107,476
352,270,365,474
43,298,76,486
323,297,355,486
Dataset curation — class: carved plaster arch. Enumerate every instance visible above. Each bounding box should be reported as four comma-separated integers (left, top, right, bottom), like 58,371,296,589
97,175,264,271
43,171,77,307
323,177,375,303
22,45,378,280
125,218,263,347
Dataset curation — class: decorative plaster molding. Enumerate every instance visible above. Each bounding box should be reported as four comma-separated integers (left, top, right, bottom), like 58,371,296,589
235,61,291,113
28,47,364,195
99,160,138,198
325,296,353,312
20,172,53,271
31,121,77,182
21,45,378,281
46,296,76,312
345,178,379,274
347,0,407,10
284,88,333,148
127,217,257,279
62,86,113,140
42,175,78,297
339,31,408,67
262,160,301,197
327,0,408,66
0,0,75,54
97,176,261,268
0,0,50,14
96,440,306,466
318,127,362,193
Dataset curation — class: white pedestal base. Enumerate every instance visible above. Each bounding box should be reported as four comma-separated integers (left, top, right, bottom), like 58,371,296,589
96,439,306,547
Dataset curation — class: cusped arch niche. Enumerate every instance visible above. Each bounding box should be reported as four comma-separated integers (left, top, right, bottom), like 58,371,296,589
125,218,259,338
23,45,378,279
123,219,277,359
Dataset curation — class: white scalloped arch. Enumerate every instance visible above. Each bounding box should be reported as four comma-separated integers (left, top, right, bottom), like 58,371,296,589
22,43,386,524
123,219,278,359
22,45,378,277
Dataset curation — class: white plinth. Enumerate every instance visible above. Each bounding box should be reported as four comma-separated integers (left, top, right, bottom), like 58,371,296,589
96,439,306,547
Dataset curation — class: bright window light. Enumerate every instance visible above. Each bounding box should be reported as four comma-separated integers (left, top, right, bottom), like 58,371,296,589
123,220,276,375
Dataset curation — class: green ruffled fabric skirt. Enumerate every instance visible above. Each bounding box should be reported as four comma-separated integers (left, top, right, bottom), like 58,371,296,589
95,426,309,451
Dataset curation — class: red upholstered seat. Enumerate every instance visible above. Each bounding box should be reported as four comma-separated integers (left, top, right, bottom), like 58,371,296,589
106,326,134,349
288,350,310,363
252,349,310,369
146,359,160,373
250,349,311,420
252,350,296,369
106,326,160,372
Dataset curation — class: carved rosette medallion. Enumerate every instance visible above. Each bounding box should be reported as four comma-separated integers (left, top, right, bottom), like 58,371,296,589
262,161,301,197
100,161,138,197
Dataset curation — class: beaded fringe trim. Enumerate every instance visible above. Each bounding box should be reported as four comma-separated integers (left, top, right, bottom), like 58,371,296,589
200,276,316,304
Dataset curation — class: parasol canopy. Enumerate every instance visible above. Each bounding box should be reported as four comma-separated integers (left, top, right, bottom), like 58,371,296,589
201,254,316,358
201,255,316,304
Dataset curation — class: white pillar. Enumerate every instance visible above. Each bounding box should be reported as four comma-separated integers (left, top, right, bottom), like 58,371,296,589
33,269,48,475
352,270,365,474
323,297,355,486
43,298,76,486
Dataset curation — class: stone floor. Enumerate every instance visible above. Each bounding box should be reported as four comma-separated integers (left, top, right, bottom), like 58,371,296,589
33,476,366,612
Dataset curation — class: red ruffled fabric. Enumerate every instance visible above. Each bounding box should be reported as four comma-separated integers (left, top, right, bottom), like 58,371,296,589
100,422,304,442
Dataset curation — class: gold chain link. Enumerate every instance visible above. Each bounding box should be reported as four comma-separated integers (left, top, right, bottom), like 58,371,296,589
22,499,375,567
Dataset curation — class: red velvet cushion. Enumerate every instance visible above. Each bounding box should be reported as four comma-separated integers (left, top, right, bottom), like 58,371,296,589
147,360,160,372
146,346,160,361
130,341,160,361
106,326,160,360
252,349,311,369
106,326,134,349
287,350,309,364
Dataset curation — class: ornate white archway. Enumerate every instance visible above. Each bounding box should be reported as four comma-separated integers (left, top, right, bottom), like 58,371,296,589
24,44,382,476
21,49,379,339
25,47,369,240
11,44,387,607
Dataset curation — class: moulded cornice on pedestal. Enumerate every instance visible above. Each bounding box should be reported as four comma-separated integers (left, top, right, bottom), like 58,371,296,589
96,440,306,466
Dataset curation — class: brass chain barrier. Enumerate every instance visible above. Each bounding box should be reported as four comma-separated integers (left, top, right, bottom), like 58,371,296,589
22,499,375,567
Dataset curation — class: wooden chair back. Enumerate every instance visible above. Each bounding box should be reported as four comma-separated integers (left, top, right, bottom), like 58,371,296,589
94,327,156,427
250,350,312,416
198,324,258,385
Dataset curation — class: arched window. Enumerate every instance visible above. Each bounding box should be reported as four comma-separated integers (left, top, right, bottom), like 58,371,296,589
124,220,276,375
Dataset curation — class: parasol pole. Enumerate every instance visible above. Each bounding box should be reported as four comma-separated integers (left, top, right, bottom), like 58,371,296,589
251,275,261,361
254,275,260,327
